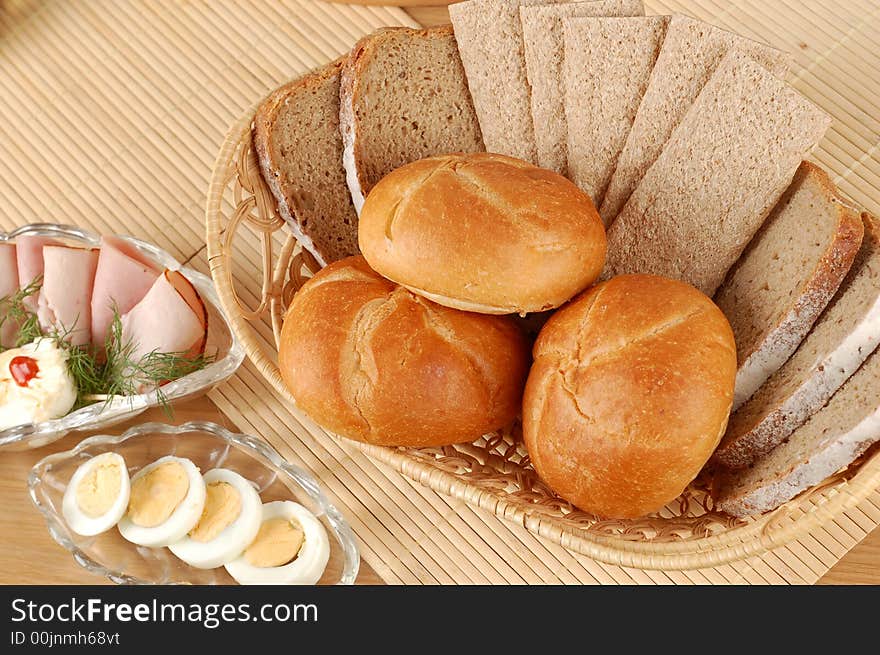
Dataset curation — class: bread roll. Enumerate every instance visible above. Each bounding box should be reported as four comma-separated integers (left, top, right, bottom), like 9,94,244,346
358,153,607,315
278,256,530,447
523,274,736,518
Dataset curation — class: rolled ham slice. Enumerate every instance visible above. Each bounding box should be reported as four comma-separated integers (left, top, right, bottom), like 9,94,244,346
37,245,99,346
91,235,161,349
16,235,59,311
0,243,18,348
121,270,207,374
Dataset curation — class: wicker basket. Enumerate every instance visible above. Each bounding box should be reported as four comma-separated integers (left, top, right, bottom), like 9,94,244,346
205,108,880,570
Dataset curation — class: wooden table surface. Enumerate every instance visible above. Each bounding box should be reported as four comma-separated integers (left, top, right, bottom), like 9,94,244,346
0,4,876,586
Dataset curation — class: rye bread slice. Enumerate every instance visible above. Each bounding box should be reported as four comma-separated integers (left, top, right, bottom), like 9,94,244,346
253,60,357,266
715,162,864,412
520,0,646,175
603,50,831,296
599,14,791,225
714,343,880,517
450,0,563,163
339,25,483,214
716,212,880,470
563,15,668,211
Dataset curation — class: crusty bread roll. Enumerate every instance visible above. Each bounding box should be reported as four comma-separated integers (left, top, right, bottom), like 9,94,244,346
278,256,530,447
358,153,607,315
523,274,737,518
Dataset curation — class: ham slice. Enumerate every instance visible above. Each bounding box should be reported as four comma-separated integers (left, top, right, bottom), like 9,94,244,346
91,235,161,349
121,270,207,368
16,235,59,311
0,243,18,348
37,245,99,346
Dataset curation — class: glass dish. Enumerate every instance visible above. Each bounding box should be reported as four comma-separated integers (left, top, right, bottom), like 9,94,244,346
28,421,360,585
0,223,245,450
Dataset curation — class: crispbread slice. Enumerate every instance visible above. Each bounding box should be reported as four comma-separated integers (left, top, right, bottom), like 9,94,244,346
450,0,563,163
716,213,880,470
563,16,668,210
339,26,483,214
716,162,864,413
521,0,646,175
600,14,791,224
253,60,357,266
715,344,880,518
603,50,830,296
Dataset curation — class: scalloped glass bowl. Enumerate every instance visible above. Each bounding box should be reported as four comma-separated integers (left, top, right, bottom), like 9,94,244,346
28,421,360,585
0,223,245,450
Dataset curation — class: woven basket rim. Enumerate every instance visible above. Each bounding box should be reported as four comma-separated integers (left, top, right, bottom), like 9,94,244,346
205,106,880,571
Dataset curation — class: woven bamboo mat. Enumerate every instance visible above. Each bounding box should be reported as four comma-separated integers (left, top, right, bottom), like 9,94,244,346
1,0,878,584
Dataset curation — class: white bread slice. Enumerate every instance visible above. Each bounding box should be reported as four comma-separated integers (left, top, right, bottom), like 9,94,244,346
563,16,668,211
603,50,831,296
253,60,358,266
716,212,880,470
339,26,483,214
715,162,864,412
521,0,646,175
715,343,880,517
600,14,791,225
450,0,563,163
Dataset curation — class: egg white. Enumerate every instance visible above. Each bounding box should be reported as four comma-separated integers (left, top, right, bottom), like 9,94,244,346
224,501,330,585
117,456,206,548
62,452,131,537
168,469,262,569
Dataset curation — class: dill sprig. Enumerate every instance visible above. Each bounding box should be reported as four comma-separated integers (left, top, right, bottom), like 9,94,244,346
0,276,43,349
1,284,212,414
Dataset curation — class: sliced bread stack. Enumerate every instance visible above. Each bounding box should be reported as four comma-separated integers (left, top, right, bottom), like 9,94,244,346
520,0,646,175
562,15,668,211
599,14,792,223
716,340,880,518
715,213,880,471
602,49,831,296
714,162,864,411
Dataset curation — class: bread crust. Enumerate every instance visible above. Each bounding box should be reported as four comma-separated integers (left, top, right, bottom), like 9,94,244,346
718,161,865,416
278,256,530,447
522,274,737,519
715,211,876,470
358,152,607,315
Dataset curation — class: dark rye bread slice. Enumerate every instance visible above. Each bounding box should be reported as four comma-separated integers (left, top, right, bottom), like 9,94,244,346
715,344,880,517
599,14,791,225
253,60,358,266
339,25,484,214
715,212,880,470
714,162,864,412
602,50,831,296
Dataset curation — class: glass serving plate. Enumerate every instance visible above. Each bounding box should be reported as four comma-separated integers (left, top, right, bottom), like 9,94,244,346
0,223,245,450
28,421,360,585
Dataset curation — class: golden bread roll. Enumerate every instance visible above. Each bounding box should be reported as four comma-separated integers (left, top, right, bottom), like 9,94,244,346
358,153,607,315
279,256,530,447
523,274,737,518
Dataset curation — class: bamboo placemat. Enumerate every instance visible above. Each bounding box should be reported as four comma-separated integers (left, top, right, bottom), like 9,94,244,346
1,0,878,584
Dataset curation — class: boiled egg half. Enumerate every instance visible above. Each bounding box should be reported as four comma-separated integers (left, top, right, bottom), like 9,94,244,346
225,501,330,585
169,469,262,569
117,456,206,547
62,452,131,536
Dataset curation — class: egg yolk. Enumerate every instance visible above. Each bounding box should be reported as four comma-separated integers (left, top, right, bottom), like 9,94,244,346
188,482,242,543
75,459,122,518
127,461,189,527
243,518,305,568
